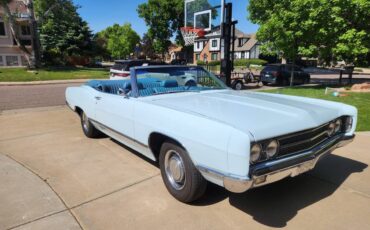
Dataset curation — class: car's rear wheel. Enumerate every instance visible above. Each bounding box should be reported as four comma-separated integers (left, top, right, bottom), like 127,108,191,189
80,111,102,138
159,141,207,203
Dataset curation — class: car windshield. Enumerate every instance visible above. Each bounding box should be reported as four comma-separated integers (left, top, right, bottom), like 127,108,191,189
133,66,227,97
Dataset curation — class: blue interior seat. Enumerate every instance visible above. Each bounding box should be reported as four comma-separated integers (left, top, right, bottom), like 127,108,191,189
138,78,162,88
138,88,155,97
161,79,178,88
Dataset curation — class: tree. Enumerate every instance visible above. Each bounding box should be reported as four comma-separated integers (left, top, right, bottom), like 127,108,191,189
141,33,157,59
248,0,370,66
137,0,184,57
96,23,140,59
34,0,94,65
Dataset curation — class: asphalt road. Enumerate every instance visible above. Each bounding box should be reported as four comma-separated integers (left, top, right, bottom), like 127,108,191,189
1,73,369,111
0,83,81,111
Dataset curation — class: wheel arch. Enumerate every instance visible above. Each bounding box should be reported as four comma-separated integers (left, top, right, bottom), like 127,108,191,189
148,132,187,161
75,106,83,116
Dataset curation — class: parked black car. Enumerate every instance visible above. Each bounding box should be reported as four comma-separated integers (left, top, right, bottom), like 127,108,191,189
260,64,310,85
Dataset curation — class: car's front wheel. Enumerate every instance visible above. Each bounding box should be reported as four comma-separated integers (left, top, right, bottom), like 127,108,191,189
159,141,207,203
80,111,102,138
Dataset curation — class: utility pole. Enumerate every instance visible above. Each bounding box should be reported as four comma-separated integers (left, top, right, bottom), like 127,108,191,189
220,3,238,87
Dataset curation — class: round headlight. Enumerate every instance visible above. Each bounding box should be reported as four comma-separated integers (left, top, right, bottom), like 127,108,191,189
334,119,342,133
327,122,336,136
266,140,279,158
345,116,353,132
250,144,262,163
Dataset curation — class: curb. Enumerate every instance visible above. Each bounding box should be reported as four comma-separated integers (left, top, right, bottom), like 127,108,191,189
0,105,67,115
0,79,94,86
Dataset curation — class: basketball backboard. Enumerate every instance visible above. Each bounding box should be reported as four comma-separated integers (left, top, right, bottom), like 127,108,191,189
184,0,224,32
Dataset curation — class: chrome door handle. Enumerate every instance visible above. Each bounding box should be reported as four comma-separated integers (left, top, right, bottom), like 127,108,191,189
95,96,102,100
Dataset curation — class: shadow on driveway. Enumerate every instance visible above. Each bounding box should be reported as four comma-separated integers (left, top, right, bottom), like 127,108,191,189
193,154,367,228
108,137,367,227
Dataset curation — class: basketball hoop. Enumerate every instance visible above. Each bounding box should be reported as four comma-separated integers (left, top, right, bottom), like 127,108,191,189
180,27,206,46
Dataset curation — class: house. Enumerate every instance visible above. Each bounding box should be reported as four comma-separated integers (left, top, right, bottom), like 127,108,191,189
193,28,260,64
0,0,32,67
165,44,193,64
165,44,183,63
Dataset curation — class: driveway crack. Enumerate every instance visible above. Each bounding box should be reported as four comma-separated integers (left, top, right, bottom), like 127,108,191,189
4,154,160,230
5,154,85,230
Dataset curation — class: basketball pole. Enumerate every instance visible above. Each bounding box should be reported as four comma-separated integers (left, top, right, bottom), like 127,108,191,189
221,2,238,87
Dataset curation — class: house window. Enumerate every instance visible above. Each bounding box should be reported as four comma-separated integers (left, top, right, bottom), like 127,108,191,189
203,53,208,62
6,56,19,66
196,54,200,61
239,38,248,47
21,25,31,36
211,53,218,61
241,51,245,59
0,56,4,66
0,22,6,36
211,40,217,48
196,42,200,49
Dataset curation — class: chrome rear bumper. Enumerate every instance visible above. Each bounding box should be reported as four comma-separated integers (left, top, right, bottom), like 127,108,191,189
199,134,354,193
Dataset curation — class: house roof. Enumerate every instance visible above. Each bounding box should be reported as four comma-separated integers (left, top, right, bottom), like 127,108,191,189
193,27,259,52
195,27,258,52
234,34,259,52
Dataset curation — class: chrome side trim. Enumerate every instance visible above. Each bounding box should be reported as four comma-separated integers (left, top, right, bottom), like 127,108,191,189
197,134,355,193
90,119,148,148
90,119,156,161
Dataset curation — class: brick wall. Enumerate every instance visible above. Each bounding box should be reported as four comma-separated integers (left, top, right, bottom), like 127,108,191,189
194,41,221,64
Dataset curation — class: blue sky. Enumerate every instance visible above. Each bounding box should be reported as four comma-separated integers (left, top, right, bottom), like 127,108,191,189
73,0,259,36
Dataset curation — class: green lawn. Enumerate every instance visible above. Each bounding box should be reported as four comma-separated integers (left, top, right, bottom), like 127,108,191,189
263,86,370,131
0,67,109,82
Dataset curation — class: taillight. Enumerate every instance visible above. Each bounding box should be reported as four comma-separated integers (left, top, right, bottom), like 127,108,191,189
114,73,130,77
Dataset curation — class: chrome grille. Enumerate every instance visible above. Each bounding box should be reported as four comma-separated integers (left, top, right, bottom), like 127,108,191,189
277,123,331,157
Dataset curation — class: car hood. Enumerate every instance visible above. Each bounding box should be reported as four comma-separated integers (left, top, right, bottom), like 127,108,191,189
149,90,343,141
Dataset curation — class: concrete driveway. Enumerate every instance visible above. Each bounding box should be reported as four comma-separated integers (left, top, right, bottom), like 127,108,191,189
1,106,370,230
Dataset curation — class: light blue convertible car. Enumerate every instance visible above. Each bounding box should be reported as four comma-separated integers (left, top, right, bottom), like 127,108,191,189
66,66,356,203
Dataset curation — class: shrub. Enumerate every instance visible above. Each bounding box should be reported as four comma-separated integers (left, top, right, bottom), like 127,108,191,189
196,60,206,65
197,60,221,66
234,59,267,66
208,60,221,66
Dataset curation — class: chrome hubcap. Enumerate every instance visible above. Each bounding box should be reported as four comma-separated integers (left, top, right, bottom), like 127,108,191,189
235,83,242,90
164,150,186,190
82,113,89,131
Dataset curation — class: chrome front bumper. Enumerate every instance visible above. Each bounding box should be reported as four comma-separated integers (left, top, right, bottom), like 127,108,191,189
199,134,355,193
